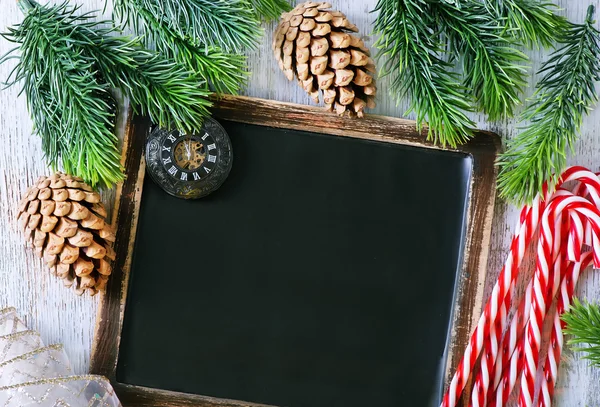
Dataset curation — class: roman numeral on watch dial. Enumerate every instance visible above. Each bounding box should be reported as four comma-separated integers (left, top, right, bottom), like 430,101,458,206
193,172,201,180
163,157,172,165
180,172,188,181
167,134,177,143
168,166,177,176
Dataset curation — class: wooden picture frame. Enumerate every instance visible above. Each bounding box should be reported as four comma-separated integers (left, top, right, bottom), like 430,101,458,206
90,95,500,407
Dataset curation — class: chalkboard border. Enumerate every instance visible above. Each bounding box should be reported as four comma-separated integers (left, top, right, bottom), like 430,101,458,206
90,95,500,407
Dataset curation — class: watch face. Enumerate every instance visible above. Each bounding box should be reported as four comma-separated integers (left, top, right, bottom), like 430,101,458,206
162,132,217,181
146,118,233,199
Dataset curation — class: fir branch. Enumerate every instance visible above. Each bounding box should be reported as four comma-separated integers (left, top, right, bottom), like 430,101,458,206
50,7,213,136
373,0,475,147
1,2,121,188
486,0,569,48
89,39,212,133
113,0,262,53
562,297,600,367
497,5,600,204
1,1,212,187
249,0,292,22
114,2,247,95
437,0,529,121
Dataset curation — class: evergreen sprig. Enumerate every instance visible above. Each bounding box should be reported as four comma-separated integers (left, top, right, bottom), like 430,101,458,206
437,0,529,121
250,0,293,21
497,5,600,204
486,0,569,48
114,0,261,53
373,0,531,145
562,298,600,367
373,0,476,147
114,2,247,95
1,0,212,187
113,0,290,95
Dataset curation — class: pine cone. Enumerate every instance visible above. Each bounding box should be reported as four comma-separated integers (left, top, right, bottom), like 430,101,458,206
273,1,377,118
17,173,116,296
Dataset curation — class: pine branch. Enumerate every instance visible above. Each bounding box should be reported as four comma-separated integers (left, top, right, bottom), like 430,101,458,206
486,0,569,48
250,0,292,22
1,1,213,187
1,2,121,188
497,5,600,204
437,0,529,121
114,2,248,95
562,297,600,367
46,8,213,136
114,0,262,53
83,35,212,134
373,0,475,147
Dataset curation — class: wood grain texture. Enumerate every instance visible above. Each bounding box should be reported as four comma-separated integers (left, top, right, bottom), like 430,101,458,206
0,0,598,405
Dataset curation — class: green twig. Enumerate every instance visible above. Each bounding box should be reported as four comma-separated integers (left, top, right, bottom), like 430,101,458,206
1,1,212,187
497,5,600,204
373,0,475,147
562,297,600,367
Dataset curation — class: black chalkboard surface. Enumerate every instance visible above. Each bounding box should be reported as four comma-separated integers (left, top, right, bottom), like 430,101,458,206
116,119,472,407
91,95,498,407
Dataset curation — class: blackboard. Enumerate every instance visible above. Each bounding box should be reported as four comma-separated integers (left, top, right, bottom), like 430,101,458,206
91,96,499,407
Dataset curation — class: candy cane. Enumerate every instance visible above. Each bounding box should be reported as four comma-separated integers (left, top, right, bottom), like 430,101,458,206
536,209,591,407
440,196,543,407
469,283,512,407
473,190,572,407
488,209,568,407
537,249,593,407
518,195,600,407
472,169,600,407
442,167,600,407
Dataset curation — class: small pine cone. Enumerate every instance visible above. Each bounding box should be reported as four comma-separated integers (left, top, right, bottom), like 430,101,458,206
17,173,115,296
273,1,377,118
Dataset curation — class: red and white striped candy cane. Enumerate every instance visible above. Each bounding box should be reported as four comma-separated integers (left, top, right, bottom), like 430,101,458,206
489,186,596,406
518,195,600,407
469,282,512,407
440,196,544,407
442,167,600,407
469,169,600,407
536,249,593,407
474,190,572,407
488,208,569,407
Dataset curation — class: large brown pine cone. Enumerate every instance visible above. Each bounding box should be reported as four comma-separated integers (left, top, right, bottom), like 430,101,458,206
17,173,115,296
273,1,377,118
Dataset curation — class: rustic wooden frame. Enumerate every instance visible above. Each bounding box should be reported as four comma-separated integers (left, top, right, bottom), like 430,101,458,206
91,95,500,407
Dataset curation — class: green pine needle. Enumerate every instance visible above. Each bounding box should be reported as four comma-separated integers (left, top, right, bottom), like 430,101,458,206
89,38,212,134
438,0,529,121
497,5,600,204
2,2,121,188
114,0,262,53
562,297,600,367
373,0,476,148
250,0,292,22
1,1,212,187
486,0,569,48
114,2,247,95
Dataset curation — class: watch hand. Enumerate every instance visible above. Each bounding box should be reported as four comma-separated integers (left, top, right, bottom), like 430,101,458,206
185,142,191,160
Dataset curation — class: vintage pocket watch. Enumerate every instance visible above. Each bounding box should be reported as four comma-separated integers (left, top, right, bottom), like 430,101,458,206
145,118,233,199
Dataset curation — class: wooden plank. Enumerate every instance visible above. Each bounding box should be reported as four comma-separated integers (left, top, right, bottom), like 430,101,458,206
91,114,151,378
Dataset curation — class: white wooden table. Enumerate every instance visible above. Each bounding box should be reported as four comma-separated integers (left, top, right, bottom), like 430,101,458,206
1,1,599,405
